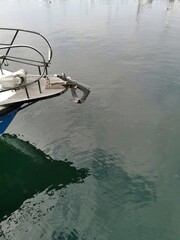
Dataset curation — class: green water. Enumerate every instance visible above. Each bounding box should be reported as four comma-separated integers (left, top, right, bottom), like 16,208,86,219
1,0,180,239
0,134,89,223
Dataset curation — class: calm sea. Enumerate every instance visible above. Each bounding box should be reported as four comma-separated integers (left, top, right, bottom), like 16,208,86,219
1,0,180,239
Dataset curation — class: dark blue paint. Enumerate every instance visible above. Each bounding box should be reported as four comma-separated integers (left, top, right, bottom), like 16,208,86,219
0,108,19,134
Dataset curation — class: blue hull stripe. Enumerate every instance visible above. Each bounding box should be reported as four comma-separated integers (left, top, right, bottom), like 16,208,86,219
0,108,19,134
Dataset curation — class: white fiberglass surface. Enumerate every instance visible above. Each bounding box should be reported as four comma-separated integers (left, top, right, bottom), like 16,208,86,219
0,69,16,102
0,90,16,102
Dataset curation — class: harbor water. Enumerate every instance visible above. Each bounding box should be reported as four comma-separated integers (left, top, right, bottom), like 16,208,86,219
1,0,180,239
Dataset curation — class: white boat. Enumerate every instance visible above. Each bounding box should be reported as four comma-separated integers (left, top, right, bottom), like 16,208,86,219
0,28,90,134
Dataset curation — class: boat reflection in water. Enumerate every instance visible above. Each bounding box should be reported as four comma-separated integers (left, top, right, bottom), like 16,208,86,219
0,134,89,239
136,0,153,18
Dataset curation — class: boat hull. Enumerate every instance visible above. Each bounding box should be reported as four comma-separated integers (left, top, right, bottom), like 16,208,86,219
0,105,21,134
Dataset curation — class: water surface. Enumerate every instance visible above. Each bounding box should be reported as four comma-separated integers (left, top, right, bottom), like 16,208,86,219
1,0,180,239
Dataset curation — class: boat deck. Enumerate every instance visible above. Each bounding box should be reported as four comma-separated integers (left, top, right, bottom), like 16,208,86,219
0,75,67,107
